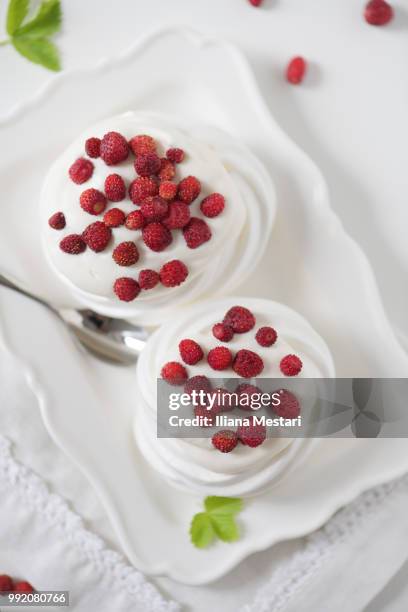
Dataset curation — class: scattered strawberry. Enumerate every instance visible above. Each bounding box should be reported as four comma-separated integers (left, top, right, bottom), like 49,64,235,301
103,207,126,228
183,217,211,248
129,134,156,156
112,241,139,266
166,148,184,163
212,430,238,453
236,383,262,411
0,575,14,592
256,326,278,347
200,193,225,218
82,221,112,252
238,416,266,447
179,339,204,365
100,131,129,165
60,234,86,254
85,137,101,158
48,211,66,230
212,323,234,342
113,277,140,302
125,210,146,230
223,306,255,333
280,354,303,376
207,346,233,371
249,0,262,6
160,260,189,287
364,0,393,25
135,152,161,177
178,176,201,204
143,222,172,251
194,404,220,426
185,375,212,396
129,177,158,204
159,181,178,200
211,387,235,412
161,361,188,385
141,196,169,222
286,56,307,84
104,174,126,201
273,389,301,418
233,349,264,377
14,582,34,593
138,269,160,290
80,188,107,215
69,158,94,184
158,158,176,181
162,201,190,229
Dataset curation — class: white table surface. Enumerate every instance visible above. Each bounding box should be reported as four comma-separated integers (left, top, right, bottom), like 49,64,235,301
1,1,407,610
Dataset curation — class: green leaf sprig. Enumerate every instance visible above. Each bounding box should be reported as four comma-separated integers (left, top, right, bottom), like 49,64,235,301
1,0,62,71
190,496,243,549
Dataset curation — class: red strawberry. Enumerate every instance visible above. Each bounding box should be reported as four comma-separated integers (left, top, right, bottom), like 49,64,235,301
69,158,94,184
200,193,225,218
212,430,238,453
286,56,307,85
183,217,211,249
14,581,34,593
48,211,66,230
141,196,169,222
129,177,158,204
212,323,234,342
160,260,188,287
134,153,161,177
80,188,107,215
364,0,393,25
237,416,266,447
178,176,201,204
159,181,178,201
129,134,156,156
166,148,184,163
114,277,140,302
273,389,301,418
59,234,86,254
185,375,212,397
100,131,129,165
85,137,101,158
249,0,262,5
255,326,278,347
138,269,160,290
104,174,126,201
125,210,146,230
280,354,303,376
158,158,176,181
233,349,264,378
143,222,172,252
82,221,112,252
161,361,188,385
162,201,190,229
223,306,255,333
103,208,126,228
207,346,233,371
0,575,14,592
236,383,262,411
112,241,139,266
179,339,204,365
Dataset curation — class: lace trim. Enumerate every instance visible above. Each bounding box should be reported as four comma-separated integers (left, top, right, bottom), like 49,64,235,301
0,435,180,612
241,472,408,612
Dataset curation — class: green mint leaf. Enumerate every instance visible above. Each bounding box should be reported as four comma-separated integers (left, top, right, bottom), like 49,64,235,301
12,37,60,71
210,513,240,543
190,512,215,549
6,0,29,35
205,496,243,516
14,0,61,39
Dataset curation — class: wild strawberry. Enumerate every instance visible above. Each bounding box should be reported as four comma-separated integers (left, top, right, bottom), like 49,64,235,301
141,196,169,222
103,208,126,228
249,0,262,5
162,201,190,229
69,158,94,184
159,181,178,200
143,222,172,251
194,405,220,426
223,306,255,333
185,375,212,396
178,176,201,204
183,217,211,249
212,323,234,342
80,188,107,215
14,582,34,593
48,211,66,230
129,134,156,156
113,277,140,302
59,234,86,254
256,326,278,347
134,153,161,177
212,430,238,453
364,0,393,25
125,210,145,230
85,137,101,158
112,241,139,266
160,260,188,287
236,383,262,411
138,269,160,290
104,174,126,201
233,349,264,377
158,158,176,181
129,177,158,204
237,416,266,448
200,193,225,218
286,56,307,84
82,221,112,252
161,361,188,385
179,339,204,365
166,148,184,163
280,354,303,376
100,131,129,165
0,575,14,592
273,389,301,418
207,346,233,371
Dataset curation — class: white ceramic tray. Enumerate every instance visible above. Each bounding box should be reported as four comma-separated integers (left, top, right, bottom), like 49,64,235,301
1,27,408,584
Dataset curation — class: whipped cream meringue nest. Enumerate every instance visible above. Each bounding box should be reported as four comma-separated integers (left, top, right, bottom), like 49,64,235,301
40,112,275,325
135,297,335,497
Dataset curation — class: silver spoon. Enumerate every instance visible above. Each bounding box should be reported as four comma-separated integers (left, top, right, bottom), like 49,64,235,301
0,275,147,364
